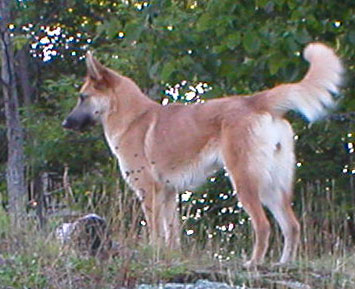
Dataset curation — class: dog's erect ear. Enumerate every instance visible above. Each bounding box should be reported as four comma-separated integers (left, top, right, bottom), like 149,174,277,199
86,51,106,81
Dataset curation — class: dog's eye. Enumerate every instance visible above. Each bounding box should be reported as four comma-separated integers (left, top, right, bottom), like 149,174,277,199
80,93,89,101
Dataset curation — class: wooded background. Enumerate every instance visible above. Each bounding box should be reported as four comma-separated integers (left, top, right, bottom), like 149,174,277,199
0,0,354,258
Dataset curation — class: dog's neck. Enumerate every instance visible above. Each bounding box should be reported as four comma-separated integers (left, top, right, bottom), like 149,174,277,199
101,76,157,142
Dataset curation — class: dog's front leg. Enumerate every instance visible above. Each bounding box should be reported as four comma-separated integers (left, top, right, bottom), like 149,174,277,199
140,187,180,249
139,184,166,247
160,191,181,250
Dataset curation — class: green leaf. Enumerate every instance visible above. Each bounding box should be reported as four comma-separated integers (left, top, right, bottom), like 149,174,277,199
149,61,160,80
243,32,261,54
124,21,144,42
225,32,241,50
99,19,123,39
180,55,194,67
295,28,312,44
212,44,227,54
286,36,299,52
220,62,234,75
287,0,297,9
268,53,283,75
160,61,175,82
256,0,269,7
96,22,106,37
203,86,223,99
196,14,212,32
348,30,355,45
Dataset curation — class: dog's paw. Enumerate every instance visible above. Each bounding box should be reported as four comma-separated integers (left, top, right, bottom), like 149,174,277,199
271,260,299,270
243,259,259,270
271,261,288,268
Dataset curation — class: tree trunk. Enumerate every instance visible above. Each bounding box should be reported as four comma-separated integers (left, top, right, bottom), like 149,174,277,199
16,47,34,106
33,172,47,229
0,0,27,226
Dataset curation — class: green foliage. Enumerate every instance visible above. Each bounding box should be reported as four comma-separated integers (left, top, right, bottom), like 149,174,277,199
0,254,48,288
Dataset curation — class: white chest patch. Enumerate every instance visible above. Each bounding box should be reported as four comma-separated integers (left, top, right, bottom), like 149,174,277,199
104,132,130,179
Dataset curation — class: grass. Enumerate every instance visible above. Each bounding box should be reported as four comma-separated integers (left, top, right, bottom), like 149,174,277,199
0,218,354,289
0,179,354,289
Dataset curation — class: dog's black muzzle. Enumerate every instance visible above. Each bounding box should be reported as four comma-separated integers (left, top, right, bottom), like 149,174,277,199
62,117,76,130
62,114,95,131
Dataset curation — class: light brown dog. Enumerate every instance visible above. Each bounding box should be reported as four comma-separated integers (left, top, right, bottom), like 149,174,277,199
63,43,343,266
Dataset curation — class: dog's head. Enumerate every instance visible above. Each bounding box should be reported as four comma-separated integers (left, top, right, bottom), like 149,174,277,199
62,52,116,131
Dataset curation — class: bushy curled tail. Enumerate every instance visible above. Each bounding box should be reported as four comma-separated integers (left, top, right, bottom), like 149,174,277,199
256,42,344,122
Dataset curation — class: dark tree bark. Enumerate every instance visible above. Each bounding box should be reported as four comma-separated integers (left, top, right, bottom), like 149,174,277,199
0,0,27,226
16,48,34,106
33,173,47,229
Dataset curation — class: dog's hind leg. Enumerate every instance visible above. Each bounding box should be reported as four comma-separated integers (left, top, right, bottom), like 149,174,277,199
235,173,271,267
263,194,300,264
226,164,271,267
222,126,271,267
260,120,300,264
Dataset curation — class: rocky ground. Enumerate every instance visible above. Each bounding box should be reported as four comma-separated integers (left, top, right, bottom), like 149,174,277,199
137,278,312,289
138,279,238,289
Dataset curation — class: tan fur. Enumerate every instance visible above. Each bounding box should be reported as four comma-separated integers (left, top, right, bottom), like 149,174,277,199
63,42,343,266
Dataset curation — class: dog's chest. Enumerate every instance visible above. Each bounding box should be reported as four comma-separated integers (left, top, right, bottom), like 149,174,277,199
104,132,131,175
104,131,151,186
